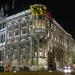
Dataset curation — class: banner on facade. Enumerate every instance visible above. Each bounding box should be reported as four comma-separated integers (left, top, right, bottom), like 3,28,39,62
30,5,46,15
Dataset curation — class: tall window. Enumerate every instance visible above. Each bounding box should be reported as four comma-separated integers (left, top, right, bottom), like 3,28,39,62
21,20,26,27
22,50,26,59
3,22,6,28
0,24,1,29
1,35,3,43
0,51,3,61
3,34,5,42
8,31,13,37
14,50,19,59
0,22,6,29
1,34,5,43
8,50,13,59
22,28,26,34
15,30,19,35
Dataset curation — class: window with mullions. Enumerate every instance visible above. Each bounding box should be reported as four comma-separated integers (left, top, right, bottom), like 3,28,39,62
22,28,26,34
8,31,13,37
39,52,43,57
15,30,19,35
1,34,5,43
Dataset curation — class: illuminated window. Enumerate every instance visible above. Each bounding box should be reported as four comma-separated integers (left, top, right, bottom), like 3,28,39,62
51,34,53,39
55,37,56,41
45,53,47,57
39,52,43,57
34,52,37,57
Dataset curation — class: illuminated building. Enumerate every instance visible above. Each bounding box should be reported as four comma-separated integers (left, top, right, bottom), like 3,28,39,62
0,6,6,66
0,4,75,71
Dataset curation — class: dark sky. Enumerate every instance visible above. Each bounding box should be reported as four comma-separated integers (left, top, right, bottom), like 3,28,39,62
0,0,75,40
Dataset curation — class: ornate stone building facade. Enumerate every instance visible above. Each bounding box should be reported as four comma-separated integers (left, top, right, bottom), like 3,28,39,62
0,7,6,66
0,4,75,71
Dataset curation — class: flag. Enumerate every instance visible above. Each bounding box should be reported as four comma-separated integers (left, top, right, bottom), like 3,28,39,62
30,5,46,15
46,11,52,19
46,9,53,23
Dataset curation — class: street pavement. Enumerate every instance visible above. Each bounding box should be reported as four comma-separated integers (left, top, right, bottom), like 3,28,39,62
0,70,75,75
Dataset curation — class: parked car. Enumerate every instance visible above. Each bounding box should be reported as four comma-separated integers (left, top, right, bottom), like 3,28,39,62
23,66,30,71
61,66,73,73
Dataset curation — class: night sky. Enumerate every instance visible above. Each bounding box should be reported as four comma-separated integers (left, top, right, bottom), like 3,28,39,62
0,0,75,40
